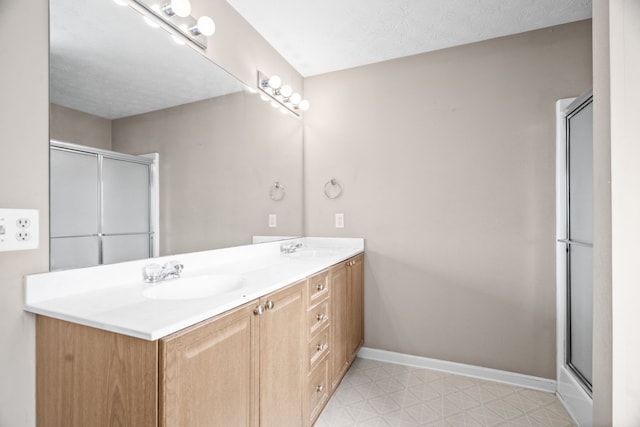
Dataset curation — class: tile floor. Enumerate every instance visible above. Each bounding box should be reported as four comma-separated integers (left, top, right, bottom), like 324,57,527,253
315,358,576,427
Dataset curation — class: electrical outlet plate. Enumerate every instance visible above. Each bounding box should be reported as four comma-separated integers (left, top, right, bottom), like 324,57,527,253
268,214,277,228
0,208,39,252
335,213,345,228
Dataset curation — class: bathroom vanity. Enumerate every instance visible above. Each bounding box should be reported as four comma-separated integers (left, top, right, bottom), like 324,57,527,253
25,238,364,426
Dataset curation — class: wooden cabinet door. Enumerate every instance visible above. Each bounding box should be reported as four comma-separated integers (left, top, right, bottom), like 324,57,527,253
259,281,305,427
330,262,349,389
160,302,259,427
347,254,365,361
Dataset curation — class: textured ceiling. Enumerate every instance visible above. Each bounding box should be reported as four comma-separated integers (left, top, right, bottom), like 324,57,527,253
226,0,592,77
51,0,244,119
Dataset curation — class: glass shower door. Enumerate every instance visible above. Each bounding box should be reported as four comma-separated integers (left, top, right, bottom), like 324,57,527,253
564,96,593,392
102,157,151,264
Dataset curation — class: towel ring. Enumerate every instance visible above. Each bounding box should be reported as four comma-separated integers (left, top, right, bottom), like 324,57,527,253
270,182,285,201
324,179,343,199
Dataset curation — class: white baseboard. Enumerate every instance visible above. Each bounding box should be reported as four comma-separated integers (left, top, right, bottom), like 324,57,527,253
357,347,556,393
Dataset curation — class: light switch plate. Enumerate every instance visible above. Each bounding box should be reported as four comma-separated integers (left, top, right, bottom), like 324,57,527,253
335,213,344,228
268,214,277,228
0,208,39,252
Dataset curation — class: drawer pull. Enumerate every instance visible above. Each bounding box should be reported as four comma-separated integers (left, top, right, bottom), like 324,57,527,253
316,384,325,393
316,283,325,291
253,305,264,315
264,300,275,310
316,343,327,352
316,313,326,322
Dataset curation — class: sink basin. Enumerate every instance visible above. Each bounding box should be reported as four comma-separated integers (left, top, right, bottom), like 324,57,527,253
143,274,246,300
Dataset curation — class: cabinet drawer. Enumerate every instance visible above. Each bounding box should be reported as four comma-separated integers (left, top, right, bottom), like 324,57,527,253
307,271,329,308
308,327,329,372
307,300,330,340
307,358,329,424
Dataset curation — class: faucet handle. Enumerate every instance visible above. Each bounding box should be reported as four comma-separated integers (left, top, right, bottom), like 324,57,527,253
143,263,163,282
164,260,183,273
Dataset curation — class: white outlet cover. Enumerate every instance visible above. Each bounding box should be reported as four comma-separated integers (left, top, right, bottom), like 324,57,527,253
335,213,345,228
268,214,277,228
0,208,39,252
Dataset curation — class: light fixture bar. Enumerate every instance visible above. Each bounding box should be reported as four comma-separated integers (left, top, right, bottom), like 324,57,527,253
129,0,210,49
256,70,309,117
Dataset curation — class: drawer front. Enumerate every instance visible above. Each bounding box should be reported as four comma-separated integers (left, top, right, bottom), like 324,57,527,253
307,300,330,340
307,358,330,424
308,327,330,372
307,271,329,308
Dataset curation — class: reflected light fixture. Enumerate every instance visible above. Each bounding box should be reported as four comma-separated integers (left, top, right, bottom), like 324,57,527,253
257,70,310,117
131,0,215,49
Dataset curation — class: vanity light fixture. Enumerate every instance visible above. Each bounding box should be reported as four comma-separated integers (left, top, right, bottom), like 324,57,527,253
162,0,191,17
257,70,310,117
130,0,215,49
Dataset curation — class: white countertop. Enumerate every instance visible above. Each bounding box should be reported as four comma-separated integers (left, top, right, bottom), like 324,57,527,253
24,237,364,340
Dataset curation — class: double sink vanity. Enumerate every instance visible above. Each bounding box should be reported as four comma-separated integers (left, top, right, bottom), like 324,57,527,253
25,237,364,426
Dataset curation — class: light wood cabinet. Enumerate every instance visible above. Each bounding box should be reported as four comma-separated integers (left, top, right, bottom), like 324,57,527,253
36,316,158,427
303,271,331,425
347,254,365,360
329,262,349,390
159,302,259,427
258,281,305,426
330,254,365,391
36,255,363,427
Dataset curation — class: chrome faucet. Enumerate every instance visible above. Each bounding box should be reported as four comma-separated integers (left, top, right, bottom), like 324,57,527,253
280,242,303,254
143,260,184,283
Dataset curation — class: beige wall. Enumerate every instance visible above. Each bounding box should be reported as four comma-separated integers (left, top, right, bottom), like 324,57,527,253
608,0,640,424
0,1,49,426
112,92,303,255
592,1,612,424
50,103,112,150
304,21,592,379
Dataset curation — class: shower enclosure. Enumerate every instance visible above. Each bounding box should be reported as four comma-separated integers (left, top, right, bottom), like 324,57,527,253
556,93,593,426
50,141,157,271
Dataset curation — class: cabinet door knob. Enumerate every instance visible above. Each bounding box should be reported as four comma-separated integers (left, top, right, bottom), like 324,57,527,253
253,305,264,315
316,313,325,322
316,343,327,352
316,283,325,291
264,300,275,310
316,384,325,393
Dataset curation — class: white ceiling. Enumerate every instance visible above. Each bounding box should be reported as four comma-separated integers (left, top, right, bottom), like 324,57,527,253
226,0,592,77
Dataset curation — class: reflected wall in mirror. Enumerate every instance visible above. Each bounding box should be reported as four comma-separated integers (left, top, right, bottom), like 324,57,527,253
49,0,303,268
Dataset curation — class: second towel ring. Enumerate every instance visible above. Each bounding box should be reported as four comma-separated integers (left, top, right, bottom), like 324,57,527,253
324,179,343,199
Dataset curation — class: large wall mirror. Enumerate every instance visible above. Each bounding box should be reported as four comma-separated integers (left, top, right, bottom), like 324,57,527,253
49,0,303,270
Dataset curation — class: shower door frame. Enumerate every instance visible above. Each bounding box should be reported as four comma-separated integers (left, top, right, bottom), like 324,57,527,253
555,95,593,427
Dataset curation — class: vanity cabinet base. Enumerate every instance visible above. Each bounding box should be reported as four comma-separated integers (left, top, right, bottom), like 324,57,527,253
36,315,158,427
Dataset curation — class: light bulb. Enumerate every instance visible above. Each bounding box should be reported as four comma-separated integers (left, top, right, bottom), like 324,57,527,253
298,99,310,111
170,0,191,17
280,85,293,98
268,75,282,90
289,93,302,106
196,16,215,36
